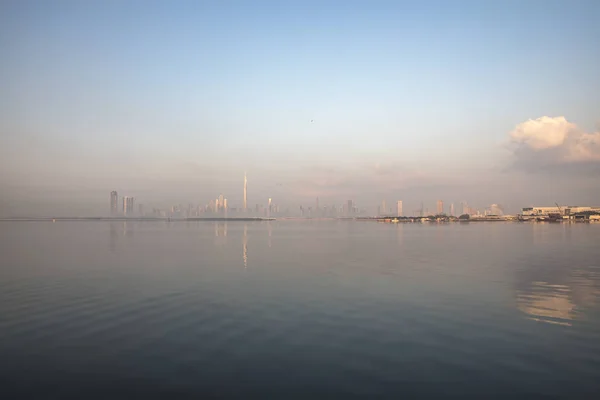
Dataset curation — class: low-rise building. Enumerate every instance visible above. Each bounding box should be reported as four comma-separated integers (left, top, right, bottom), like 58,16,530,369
521,206,600,216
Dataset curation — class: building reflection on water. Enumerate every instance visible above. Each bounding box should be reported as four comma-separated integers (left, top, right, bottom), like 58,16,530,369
267,221,272,248
214,222,227,238
243,224,248,268
109,222,134,252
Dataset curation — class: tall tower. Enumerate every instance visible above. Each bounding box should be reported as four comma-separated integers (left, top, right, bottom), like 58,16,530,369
122,196,134,215
397,200,403,217
110,191,118,215
243,172,247,212
437,200,444,215
450,203,455,216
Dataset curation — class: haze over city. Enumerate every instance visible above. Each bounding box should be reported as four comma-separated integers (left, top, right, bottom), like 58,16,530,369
1,0,599,216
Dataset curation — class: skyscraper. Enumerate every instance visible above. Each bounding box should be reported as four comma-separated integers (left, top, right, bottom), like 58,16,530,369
268,198,272,217
437,200,444,215
381,200,387,216
397,200,403,217
347,200,353,216
450,203,455,216
110,191,118,215
243,172,247,212
122,196,134,215
218,194,224,212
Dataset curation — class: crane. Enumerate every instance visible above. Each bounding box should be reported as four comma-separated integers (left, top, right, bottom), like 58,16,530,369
555,202,563,216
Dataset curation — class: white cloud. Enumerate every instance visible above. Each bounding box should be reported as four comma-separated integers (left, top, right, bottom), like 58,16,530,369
509,116,600,168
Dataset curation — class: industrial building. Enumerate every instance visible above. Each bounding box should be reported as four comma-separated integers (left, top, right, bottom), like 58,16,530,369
521,206,600,217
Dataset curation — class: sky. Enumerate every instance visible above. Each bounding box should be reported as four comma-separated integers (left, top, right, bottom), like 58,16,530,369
1,0,599,216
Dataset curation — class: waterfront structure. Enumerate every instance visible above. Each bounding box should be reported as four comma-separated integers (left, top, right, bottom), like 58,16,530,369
490,204,503,216
122,196,134,215
437,200,444,215
110,191,118,215
450,203,455,217
243,172,247,212
397,200,403,217
521,206,600,217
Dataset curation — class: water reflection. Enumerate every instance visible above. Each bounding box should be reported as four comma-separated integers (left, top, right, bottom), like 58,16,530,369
267,221,272,248
108,222,134,251
396,223,403,246
517,281,575,326
109,222,117,252
516,267,600,327
214,222,227,243
243,224,248,268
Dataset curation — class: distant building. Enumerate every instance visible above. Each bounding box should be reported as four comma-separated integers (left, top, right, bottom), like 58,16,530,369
490,204,503,216
450,203,455,216
110,191,118,215
397,200,403,217
437,200,444,215
347,200,353,216
521,206,600,216
461,202,469,215
381,200,387,216
122,196,134,216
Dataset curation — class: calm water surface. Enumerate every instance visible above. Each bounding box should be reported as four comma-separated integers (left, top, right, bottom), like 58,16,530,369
1,221,600,398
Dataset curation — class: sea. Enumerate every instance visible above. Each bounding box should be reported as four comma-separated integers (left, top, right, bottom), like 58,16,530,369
1,220,599,398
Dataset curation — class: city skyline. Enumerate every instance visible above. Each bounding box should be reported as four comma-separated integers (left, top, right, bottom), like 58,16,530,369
1,1,599,217
104,172,510,218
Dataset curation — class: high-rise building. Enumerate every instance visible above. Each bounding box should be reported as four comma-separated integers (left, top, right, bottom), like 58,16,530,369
243,172,247,211
450,203,455,216
381,200,387,216
397,200,403,217
218,194,224,212
462,202,468,215
347,200,353,216
268,198,272,217
437,200,444,215
110,191,118,215
122,196,134,215
223,198,228,211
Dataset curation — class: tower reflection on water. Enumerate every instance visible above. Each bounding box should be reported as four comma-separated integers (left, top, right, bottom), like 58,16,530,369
243,224,248,269
213,222,249,268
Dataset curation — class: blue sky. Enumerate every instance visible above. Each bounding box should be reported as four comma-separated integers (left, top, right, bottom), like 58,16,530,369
1,0,599,215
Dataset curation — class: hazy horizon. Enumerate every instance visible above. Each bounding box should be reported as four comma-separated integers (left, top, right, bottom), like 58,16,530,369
1,0,599,216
